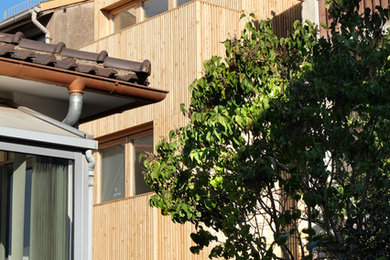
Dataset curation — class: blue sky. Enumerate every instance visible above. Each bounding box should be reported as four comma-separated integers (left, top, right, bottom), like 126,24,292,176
0,0,35,21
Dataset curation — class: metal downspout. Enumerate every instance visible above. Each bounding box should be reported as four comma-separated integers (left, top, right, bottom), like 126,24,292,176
31,7,51,43
62,78,85,127
62,78,94,260
85,150,95,260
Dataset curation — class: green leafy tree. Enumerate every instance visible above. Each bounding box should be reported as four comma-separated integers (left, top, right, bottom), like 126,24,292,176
144,1,390,259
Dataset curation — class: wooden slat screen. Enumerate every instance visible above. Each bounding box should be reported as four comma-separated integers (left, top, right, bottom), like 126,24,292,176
93,193,211,259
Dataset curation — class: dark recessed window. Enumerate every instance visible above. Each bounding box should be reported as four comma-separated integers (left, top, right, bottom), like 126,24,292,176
143,0,168,18
177,0,192,6
99,130,153,203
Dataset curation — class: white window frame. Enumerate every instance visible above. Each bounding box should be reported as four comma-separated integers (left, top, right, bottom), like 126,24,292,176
0,139,91,260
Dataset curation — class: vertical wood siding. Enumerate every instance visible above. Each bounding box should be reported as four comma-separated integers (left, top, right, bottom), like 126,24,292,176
82,0,303,259
93,193,211,260
81,1,242,141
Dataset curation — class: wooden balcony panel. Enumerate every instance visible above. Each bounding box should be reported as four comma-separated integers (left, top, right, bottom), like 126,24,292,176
93,193,210,259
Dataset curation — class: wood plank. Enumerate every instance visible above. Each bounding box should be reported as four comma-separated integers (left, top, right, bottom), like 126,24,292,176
40,0,89,11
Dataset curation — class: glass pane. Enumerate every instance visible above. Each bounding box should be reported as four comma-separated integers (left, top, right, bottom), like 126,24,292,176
177,0,192,6
143,0,168,18
101,144,125,202
23,167,32,258
133,135,153,195
0,163,11,260
113,5,137,33
0,151,71,260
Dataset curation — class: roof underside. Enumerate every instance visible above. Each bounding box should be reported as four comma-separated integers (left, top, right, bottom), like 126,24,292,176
0,75,137,122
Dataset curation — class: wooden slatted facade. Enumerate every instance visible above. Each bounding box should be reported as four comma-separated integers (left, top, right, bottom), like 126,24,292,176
93,193,212,260
79,0,302,259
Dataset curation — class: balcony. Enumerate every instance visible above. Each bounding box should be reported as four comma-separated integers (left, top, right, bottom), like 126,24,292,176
3,0,48,20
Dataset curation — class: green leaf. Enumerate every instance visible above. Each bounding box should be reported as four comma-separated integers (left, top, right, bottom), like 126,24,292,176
180,103,186,115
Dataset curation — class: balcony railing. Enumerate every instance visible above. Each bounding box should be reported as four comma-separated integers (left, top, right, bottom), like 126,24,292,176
3,0,48,21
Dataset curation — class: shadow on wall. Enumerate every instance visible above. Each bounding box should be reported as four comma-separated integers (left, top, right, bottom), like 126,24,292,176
271,3,302,38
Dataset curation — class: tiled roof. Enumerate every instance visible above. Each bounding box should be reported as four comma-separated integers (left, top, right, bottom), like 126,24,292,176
0,32,151,86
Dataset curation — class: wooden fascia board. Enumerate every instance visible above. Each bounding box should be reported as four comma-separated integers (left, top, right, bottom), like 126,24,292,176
101,0,146,15
96,122,153,144
40,0,90,11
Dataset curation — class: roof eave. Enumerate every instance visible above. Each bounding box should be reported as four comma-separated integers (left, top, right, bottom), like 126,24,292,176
0,57,168,104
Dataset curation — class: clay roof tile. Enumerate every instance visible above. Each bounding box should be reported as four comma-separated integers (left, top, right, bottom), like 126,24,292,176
0,32,151,86
0,44,15,56
13,49,35,61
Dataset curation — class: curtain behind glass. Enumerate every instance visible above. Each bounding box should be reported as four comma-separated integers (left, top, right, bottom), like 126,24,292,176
29,157,69,260
101,144,125,202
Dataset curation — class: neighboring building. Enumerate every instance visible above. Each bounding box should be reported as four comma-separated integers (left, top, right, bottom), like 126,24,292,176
0,0,94,49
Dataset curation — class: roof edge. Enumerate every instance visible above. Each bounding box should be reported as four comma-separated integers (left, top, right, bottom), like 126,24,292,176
0,8,36,30
18,106,94,139
0,57,168,104
0,126,97,150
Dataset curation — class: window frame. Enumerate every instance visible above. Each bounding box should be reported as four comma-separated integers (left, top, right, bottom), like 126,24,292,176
95,123,153,204
0,140,89,260
101,0,145,34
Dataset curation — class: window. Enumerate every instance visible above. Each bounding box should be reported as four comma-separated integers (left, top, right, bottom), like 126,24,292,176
0,151,72,260
143,0,168,18
177,0,192,6
98,128,153,203
103,0,175,34
112,5,137,33
133,135,153,194
101,143,125,202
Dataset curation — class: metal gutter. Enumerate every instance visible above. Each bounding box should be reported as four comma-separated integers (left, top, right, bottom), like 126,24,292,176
0,7,51,43
0,57,168,103
0,9,33,30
